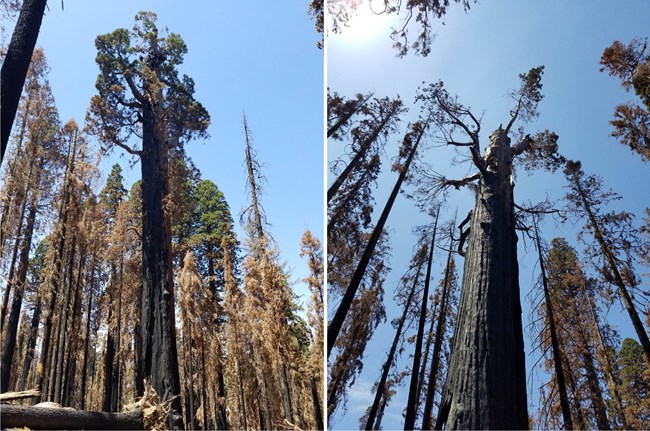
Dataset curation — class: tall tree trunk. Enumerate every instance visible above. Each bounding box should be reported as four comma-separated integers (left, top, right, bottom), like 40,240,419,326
404,210,439,430
80,259,96,410
0,0,47,161
436,130,528,430
18,295,41,391
327,103,400,203
569,169,650,364
0,199,37,392
534,223,573,430
328,121,427,357
422,233,454,430
243,113,264,240
365,256,424,430
35,130,76,397
103,268,116,412
585,294,629,429
327,92,372,138
53,227,77,404
137,103,183,429
63,250,85,407
310,376,324,431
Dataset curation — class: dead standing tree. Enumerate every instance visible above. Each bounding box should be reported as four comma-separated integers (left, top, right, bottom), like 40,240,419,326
415,67,566,429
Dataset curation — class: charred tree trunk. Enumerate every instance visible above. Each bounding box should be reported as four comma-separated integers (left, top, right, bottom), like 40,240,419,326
568,167,650,364
364,257,423,430
103,277,116,412
80,258,96,410
137,101,183,429
328,121,427,357
53,227,77,404
311,375,324,431
535,223,573,430
243,113,265,240
327,104,400,203
327,92,372,138
35,131,76,397
18,295,41,391
404,210,439,430
436,129,528,430
0,0,47,162
422,235,454,430
0,199,37,392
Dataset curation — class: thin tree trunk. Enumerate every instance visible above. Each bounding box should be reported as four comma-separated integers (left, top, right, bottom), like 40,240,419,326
570,171,650,363
18,295,41,391
0,0,47,161
422,232,454,430
327,92,373,138
534,222,573,430
35,130,76,397
310,376,324,431
53,227,77,404
404,209,439,430
243,112,264,240
80,258,96,410
327,103,400,203
328,120,427,357
0,199,37,392
364,256,424,430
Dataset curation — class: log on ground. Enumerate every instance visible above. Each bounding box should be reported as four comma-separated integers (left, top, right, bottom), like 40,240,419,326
0,404,144,430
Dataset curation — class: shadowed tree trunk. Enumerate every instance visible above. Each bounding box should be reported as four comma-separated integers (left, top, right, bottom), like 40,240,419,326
18,296,41,391
436,129,528,430
328,120,428,357
404,209,439,430
0,0,47,162
0,199,37,392
534,223,573,430
422,228,455,430
365,255,424,430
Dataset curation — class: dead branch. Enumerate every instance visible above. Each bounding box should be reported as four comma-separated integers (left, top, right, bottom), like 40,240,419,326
0,389,41,401
0,404,144,430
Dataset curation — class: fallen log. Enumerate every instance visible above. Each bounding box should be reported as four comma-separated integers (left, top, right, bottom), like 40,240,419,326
0,404,144,429
0,389,41,401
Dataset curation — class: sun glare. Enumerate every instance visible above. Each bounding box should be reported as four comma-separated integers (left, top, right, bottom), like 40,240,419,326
334,2,392,44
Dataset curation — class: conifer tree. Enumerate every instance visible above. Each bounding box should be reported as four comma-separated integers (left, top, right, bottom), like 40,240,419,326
87,12,209,427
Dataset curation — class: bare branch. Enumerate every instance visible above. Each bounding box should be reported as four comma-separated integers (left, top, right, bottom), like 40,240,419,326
114,140,142,156
443,172,480,190
447,141,473,147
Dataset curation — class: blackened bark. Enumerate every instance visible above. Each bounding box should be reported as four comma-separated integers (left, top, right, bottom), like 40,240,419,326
35,131,76,397
327,103,400,203
436,129,528,430
0,0,47,162
328,121,426,357
217,365,228,430
0,200,37,392
103,295,115,412
404,210,439,430
535,224,573,430
422,238,454,430
364,257,423,430
80,259,96,410
53,227,77,404
311,376,324,430
18,296,41,391
137,103,183,429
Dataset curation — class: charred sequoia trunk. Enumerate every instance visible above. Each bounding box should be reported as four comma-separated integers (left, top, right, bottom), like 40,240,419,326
79,259,96,410
137,103,183,429
0,0,47,161
311,376,324,431
436,130,528,430
0,200,37,392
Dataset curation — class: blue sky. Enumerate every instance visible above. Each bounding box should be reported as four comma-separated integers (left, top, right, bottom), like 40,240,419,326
328,1,649,429
3,2,323,311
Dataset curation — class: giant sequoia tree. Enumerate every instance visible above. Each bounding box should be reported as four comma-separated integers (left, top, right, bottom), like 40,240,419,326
86,12,209,429
413,67,565,429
